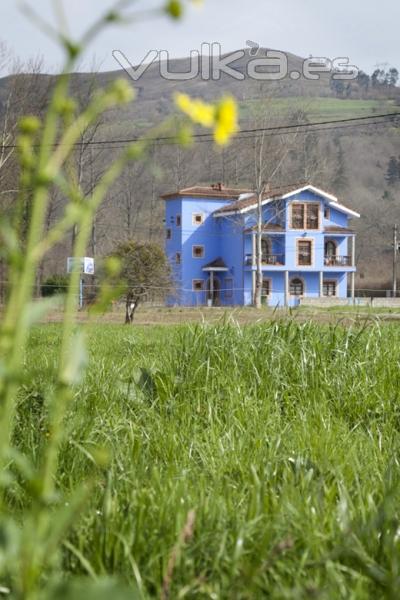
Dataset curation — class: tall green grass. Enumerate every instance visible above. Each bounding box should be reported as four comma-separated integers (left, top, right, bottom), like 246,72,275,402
8,320,400,598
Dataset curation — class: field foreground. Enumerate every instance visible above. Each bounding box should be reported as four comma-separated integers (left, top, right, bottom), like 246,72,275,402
11,320,400,598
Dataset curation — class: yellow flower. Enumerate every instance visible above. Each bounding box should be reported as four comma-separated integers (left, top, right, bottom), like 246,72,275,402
175,93,214,127
214,97,239,146
175,93,238,146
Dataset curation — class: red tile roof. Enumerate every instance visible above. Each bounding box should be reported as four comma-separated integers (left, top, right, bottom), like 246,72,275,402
213,182,308,214
244,223,285,233
161,184,251,200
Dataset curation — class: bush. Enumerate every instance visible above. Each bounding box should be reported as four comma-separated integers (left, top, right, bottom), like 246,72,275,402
41,274,69,297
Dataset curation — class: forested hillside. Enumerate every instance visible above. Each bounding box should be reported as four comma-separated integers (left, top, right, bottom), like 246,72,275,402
1,48,400,290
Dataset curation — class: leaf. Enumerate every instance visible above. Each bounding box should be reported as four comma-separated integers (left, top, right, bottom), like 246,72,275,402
21,297,63,328
60,331,87,386
42,578,141,600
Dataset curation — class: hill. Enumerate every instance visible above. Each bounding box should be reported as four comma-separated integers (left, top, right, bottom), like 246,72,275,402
1,48,400,291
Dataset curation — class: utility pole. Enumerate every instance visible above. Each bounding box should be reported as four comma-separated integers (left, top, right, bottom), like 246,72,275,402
393,224,398,297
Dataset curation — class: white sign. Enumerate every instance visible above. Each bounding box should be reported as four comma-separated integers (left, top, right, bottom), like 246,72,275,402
67,257,95,275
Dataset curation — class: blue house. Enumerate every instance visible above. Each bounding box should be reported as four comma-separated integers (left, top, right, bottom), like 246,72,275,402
162,183,360,307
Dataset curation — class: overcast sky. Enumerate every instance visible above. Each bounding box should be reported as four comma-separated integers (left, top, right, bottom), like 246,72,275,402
1,0,399,76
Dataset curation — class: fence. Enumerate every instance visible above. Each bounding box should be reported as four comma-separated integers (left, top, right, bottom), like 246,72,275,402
3,281,400,310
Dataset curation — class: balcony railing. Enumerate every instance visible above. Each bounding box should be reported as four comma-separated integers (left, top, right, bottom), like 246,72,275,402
324,255,352,267
245,254,285,266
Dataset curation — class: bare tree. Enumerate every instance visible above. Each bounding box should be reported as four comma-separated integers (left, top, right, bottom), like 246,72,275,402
118,161,147,240
249,104,301,308
68,84,105,253
0,49,49,301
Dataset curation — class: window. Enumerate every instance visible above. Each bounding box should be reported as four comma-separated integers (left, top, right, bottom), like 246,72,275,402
176,215,181,227
291,203,320,230
306,204,319,229
325,241,336,257
166,228,172,240
290,278,304,296
261,238,271,262
262,278,271,297
224,278,233,299
192,245,204,258
323,281,337,297
192,280,204,291
291,204,305,229
297,240,312,266
192,213,204,226
175,252,181,265
324,206,330,220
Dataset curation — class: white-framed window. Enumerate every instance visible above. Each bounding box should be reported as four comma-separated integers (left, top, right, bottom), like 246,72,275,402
324,206,330,220
192,245,205,259
192,279,204,291
166,228,172,240
192,213,204,226
175,252,181,265
176,215,181,227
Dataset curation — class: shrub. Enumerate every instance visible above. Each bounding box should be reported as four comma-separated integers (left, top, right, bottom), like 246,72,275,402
41,274,69,297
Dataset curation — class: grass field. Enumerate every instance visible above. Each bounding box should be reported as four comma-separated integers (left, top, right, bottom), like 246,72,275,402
40,304,400,327
8,318,400,598
239,97,397,123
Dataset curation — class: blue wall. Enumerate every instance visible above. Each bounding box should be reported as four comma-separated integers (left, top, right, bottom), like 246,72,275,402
164,188,356,307
165,198,182,305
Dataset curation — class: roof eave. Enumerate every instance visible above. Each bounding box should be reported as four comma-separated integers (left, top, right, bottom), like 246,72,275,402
281,184,338,203
328,201,360,218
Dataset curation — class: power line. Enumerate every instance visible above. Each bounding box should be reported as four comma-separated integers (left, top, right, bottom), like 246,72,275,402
3,110,400,150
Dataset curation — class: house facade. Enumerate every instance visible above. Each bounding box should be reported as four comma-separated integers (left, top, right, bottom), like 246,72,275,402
163,183,360,307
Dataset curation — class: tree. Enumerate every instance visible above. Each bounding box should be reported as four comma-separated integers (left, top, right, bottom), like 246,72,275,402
331,79,345,97
67,71,107,257
388,68,399,87
111,240,172,323
385,156,400,185
118,161,147,240
0,50,49,302
371,69,384,87
357,70,370,93
331,134,348,191
246,102,302,308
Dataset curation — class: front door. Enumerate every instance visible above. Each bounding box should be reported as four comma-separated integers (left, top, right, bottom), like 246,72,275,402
206,275,221,306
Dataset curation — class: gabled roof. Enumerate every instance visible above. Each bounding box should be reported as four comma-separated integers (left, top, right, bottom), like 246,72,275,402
214,183,307,215
161,185,251,200
213,183,360,219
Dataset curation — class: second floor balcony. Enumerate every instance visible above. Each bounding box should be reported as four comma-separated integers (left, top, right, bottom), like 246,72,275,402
324,255,352,267
244,253,354,269
245,253,285,266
